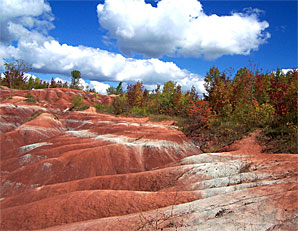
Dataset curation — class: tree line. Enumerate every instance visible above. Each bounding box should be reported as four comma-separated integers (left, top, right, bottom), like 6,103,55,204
1,60,296,152
0,61,95,92
104,66,297,153
107,66,297,126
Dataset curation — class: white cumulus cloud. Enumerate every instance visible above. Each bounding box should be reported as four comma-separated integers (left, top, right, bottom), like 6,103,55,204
90,81,110,94
0,0,234,95
24,73,38,80
97,0,270,59
54,77,66,83
2,38,205,93
281,69,297,75
0,0,53,44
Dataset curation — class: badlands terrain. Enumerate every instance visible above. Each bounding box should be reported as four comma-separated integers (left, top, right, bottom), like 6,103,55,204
0,86,297,230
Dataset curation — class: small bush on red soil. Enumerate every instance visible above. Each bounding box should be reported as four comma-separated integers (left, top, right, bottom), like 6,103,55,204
24,93,37,103
70,96,89,111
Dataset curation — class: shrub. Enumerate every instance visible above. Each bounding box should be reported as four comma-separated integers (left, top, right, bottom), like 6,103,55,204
254,103,275,127
94,103,113,114
70,96,89,111
112,94,130,115
24,93,37,103
185,99,214,127
130,106,147,117
190,118,253,153
260,123,297,153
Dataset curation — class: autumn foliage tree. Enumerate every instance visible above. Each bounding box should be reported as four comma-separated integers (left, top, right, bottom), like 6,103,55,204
127,81,144,107
204,66,233,116
2,60,31,97
201,66,297,153
185,99,214,128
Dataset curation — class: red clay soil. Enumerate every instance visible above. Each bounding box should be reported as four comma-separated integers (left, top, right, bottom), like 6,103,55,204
1,87,297,231
219,129,264,154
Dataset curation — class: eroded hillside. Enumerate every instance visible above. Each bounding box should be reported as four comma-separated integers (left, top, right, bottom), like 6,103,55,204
0,87,297,231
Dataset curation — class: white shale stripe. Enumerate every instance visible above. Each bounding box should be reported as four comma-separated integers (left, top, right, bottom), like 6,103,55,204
19,142,53,155
66,130,196,152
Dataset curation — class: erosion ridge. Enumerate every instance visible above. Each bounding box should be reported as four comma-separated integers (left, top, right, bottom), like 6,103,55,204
0,87,297,231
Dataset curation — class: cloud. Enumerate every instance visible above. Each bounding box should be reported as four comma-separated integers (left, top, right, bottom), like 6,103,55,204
78,78,89,91
0,0,205,95
177,76,205,94
0,0,54,44
2,38,205,94
281,69,297,75
52,77,110,94
24,73,38,80
0,72,38,81
90,81,110,94
97,0,270,59
54,77,66,83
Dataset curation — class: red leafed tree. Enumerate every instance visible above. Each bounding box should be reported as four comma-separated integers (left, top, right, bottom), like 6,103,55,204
186,99,214,127
127,81,144,107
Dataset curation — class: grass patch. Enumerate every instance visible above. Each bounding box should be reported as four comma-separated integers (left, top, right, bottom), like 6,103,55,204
259,124,297,153
181,117,255,153
28,112,43,121
149,114,186,127
94,103,114,114
149,114,176,122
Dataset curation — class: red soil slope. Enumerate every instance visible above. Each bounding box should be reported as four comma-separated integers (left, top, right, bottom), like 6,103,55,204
0,87,297,231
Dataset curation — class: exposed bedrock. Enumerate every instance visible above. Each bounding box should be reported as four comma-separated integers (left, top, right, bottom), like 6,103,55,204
0,87,297,231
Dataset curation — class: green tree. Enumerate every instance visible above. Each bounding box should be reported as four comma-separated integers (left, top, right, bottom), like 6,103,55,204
116,81,123,94
70,70,81,89
107,82,124,95
27,76,34,90
106,86,116,95
113,94,130,114
158,81,177,115
232,67,255,108
33,77,41,89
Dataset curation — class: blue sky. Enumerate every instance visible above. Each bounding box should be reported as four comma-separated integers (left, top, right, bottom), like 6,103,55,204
0,0,297,94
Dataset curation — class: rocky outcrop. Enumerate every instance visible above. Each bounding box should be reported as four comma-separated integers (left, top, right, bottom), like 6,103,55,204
0,87,297,231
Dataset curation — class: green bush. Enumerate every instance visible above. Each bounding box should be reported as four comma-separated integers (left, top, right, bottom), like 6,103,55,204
112,94,130,115
70,96,89,111
24,93,37,103
129,106,147,117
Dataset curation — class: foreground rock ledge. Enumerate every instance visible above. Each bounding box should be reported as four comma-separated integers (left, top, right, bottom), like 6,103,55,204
1,87,297,231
